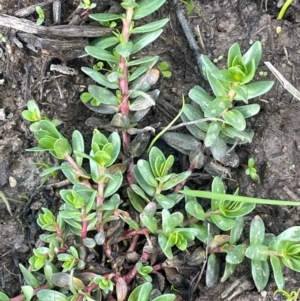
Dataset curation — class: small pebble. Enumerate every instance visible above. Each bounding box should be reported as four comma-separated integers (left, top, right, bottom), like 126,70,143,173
9,176,17,188
0,108,6,120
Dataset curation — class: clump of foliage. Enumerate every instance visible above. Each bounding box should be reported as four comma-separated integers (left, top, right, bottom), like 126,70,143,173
35,6,45,25
3,2,300,300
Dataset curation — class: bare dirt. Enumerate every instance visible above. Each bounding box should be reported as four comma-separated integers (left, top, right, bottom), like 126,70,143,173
1,0,300,300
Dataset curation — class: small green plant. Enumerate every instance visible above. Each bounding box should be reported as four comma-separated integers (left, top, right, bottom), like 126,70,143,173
180,0,200,16
78,0,96,10
0,33,6,43
275,288,300,301
278,0,294,20
213,54,223,63
35,6,45,25
158,61,172,78
245,158,259,181
163,41,274,168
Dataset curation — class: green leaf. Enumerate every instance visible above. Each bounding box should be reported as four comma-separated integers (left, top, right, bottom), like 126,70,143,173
140,211,157,233
211,176,226,210
152,295,176,301
104,171,123,198
158,233,173,259
270,255,284,289
235,104,260,118
227,43,242,68
89,13,122,22
211,213,236,231
205,121,221,147
222,109,246,131
85,46,118,63
245,244,269,261
232,85,248,102
221,126,253,143
149,146,165,177
243,41,262,70
19,264,40,288
206,253,219,287
37,289,68,301
72,130,84,167
251,260,270,292
90,36,119,49
185,200,205,220
133,165,156,196
127,55,159,67
81,67,119,89
0,292,9,301
221,262,237,282
204,96,231,118
161,171,191,190
241,58,256,84
155,194,176,209
226,244,245,264
133,0,167,19
88,85,119,105
229,216,244,244
131,18,169,33
128,282,152,301
116,41,133,57
250,215,265,245
21,285,34,301
242,81,274,100
38,120,61,138
188,85,213,111
132,29,163,54
137,160,158,187
127,187,147,213
53,138,71,159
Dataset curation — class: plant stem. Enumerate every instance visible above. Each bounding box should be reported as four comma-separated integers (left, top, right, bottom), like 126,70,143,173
10,284,48,301
119,8,134,150
278,0,294,19
65,154,92,188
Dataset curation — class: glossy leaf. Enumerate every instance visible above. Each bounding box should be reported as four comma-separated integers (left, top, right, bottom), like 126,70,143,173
251,260,269,292
36,290,68,301
90,36,119,49
81,67,118,89
235,104,260,118
205,121,221,147
226,244,245,264
128,282,152,301
245,244,269,261
221,262,237,282
127,187,147,213
104,171,123,198
242,81,274,100
161,171,191,190
204,96,231,118
133,0,167,19
19,264,40,288
137,159,158,187
72,130,84,167
155,194,176,209
227,43,242,68
232,85,248,102
128,55,159,67
88,85,119,105
133,165,156,196
211,176,226,210
188,85,213,111
89,13,122,22
221,126,253,143
206,254,219,287
132,29,163,54
152,295,176,301
229,216,244,244
116,41,133,57
250,215,265,245
243,41,262,69
131,18,169,33
185,200,205,220
211,213,236,231
53,138,71,159
270,255,284,289
222,109,246,131
85,46,118,63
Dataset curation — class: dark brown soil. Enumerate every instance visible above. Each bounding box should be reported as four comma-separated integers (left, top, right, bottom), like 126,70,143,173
1,0,300,300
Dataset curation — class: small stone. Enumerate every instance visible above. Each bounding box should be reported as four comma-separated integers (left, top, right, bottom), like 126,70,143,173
9,176,17,188
261,291,267,298
0,108,6,120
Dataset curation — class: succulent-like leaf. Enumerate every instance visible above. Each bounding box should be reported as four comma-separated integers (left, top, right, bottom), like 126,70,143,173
36,289,68,301
131,18,169,33
85,46,118,63
81,67,119,89
116,41,133,57
250,215,265,245
226,244,245,264
270,255,284,289
221,262,237,282
185,200,205,220
204,97,231,118
206,254,220,287
227,43,242,68
127,55,159,67
245,244,269,261
229,216,244,244
205,121,221,147
90,36,119,49
222,109,246,131
133,165,156,196
132,29,163,54
88,85,119,105
251,259,269,292
103,171,123,198
188,85,213,111
243,41,262,69
89,13,122,22
133,0,167,20
242,81,274,99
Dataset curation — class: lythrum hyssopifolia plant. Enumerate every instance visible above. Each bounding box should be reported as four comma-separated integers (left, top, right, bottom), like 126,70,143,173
4,3,300,299
163,41,274,171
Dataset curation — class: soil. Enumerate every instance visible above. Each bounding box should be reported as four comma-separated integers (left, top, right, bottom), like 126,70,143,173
1,0,300,300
